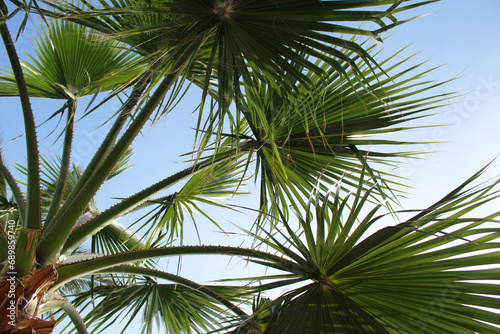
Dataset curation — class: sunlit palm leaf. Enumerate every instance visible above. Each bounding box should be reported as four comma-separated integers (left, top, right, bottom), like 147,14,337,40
0,19,142,99
132,155,249,246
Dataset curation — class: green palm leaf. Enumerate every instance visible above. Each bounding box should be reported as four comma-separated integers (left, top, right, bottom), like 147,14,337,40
223,44,454,223
39,0,437,134
231,166,500,333
131,154,249,246
69,274,244,334
0,19,143,99
44,0,433,78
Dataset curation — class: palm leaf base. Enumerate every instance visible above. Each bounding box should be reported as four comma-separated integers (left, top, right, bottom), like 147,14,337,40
0,265,58,333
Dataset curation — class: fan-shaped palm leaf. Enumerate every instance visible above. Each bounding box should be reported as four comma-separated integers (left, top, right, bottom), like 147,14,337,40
229,166,500,333
216,44,454,223
131,155,249,246
68,272,247,334
39,0,437,129
43,0,433,78
0,19,143,100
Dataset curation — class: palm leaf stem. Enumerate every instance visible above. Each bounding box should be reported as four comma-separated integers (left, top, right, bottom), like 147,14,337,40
36,31,211,265
0,15,41,276
60,144,248,256
97,74,152,159
0,159,25,223
0,229,8,264
43,102,76,228
12,227,38,275
97,265,248,318
0,147,6,197
38,300,88,334
54,245,299,289
41,74,150,236
0,12,40,232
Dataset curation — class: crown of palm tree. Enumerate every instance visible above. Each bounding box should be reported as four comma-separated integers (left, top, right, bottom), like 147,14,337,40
4,1,500,334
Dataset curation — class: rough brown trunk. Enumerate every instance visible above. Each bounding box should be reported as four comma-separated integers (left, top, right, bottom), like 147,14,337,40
0,265,58,333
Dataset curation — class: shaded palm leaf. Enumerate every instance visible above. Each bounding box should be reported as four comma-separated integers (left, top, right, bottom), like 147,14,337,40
39,0,437,136
229,166,500,333
224,44,454,223
43,0,433,80
70,275,239,334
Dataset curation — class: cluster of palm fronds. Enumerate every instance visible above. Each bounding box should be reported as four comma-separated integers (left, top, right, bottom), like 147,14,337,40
1,0,500,333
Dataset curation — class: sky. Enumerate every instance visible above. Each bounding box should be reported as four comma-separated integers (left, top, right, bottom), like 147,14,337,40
373,1,500,227
1,0,500,333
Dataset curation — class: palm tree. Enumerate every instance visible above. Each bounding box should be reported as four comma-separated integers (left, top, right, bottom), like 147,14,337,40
1,0,500,333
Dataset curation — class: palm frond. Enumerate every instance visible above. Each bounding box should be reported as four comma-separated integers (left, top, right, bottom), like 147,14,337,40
132,154,249,246
38,0,438,146
0,18,143,99
230,166,500,333
228,43,455,224
70,275,240,334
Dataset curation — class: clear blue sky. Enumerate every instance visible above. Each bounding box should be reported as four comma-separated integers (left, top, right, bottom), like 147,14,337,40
377,1,500,211
1,1,500,333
